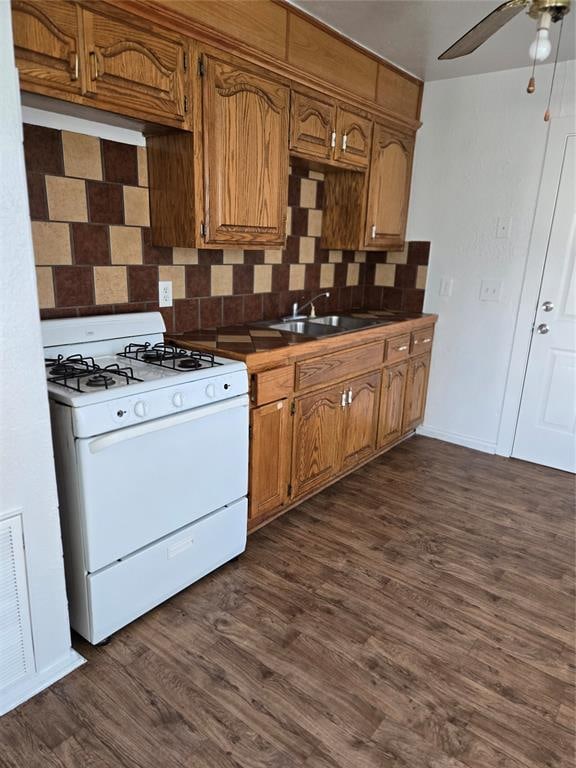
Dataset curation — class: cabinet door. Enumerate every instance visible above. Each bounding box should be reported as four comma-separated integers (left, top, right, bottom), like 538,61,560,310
365,124,415,249
202,55,289,246
249,400,291,523
378,362,408,448
333,107,372,169
403,354,431,432
290,91,335,160
82,8,187,125
291,385,343,499
12,0,82,96
341,371,381,470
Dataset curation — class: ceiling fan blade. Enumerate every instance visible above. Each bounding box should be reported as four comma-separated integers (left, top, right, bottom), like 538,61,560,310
439,0,529,60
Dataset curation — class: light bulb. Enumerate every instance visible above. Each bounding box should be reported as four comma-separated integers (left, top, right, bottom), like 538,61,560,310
529,28,552,62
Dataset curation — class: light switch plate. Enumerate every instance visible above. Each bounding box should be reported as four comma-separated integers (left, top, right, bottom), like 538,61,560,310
479,279,502,302
159,280,173,307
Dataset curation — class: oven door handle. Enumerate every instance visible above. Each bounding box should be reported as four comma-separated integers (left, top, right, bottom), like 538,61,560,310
87,394,248,454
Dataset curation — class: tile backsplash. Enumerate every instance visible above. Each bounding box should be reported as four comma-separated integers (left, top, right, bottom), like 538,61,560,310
24,124,429,332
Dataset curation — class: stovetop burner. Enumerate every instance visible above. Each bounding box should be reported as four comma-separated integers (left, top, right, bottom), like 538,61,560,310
85,373,116,388
119,342,219,371
177,358,202,370
45,355,142,393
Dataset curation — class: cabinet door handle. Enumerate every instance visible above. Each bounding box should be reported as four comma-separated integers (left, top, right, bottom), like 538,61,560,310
341,391,347,408
341,133,348,151
398,345,408,351
370,224,376,239
422,337,432,343
347,388,353,405
70,51,79,81
330,130,336,148
90,51,99,79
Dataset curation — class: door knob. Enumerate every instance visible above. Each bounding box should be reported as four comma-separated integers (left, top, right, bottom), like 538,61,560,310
536,323,550,334
542,301,554,312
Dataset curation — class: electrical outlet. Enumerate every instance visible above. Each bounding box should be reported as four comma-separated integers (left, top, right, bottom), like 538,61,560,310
439,276,453,297
479,279,502,302
159,280,173,307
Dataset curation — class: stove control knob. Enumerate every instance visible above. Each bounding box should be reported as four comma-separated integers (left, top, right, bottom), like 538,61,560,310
134,401,147,418
172,392,184,408
205,383,216,399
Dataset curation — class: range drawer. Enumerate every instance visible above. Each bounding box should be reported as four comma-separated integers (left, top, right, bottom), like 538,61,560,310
86,498,247,644
295,342,383,391
411,327,434,354
384,334,411,363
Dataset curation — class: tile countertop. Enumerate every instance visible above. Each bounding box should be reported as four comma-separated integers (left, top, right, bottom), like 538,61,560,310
167,309,438,369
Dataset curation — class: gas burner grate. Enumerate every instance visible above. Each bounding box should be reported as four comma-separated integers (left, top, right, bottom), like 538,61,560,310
46,356,143,392
119,342,220,370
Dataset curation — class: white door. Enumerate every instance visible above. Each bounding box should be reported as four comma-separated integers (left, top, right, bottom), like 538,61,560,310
513,134,576,473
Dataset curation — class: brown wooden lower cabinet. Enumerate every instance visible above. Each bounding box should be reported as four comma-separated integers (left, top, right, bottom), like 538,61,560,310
340,371,380,470
378,361,408,448
403,353,431,432
249,399,291,524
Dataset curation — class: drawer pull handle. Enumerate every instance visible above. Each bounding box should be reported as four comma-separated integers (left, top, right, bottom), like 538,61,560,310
331,130,336,148
341,391,347,408
347,388,353,405
422,337,432,343
398,345,408,351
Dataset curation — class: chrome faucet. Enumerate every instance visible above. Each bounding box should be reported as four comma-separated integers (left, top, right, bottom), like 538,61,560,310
285,292,330,321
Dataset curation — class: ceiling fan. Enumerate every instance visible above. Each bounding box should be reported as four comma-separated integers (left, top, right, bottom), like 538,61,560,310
439,0,571,63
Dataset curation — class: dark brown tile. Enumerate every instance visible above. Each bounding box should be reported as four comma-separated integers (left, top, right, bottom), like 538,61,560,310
71,223,110,265
23,124,63,175
381,287,404,310
364,285,383,310
394,264,418,289
402,288,425,313
198,249,223,265
40,307,78,320
283,236,300,264
243,250,265,265
128,265,158,302
338,286,353,311
87,181,124,225
291,208,308,237
102,140,138,185
366,251,389,264
185,265,211,298
407,241,430,266
315,243,329,262
350,284,364,309
174,299,200,332
142,228,172,265
233,265,254,295
315,180,324,210
333,263,348,287
304,264,321,291
78,304,114,316
288,174,300,207
114,302,147,314
342,250,355,263
262,292,280,320
271,264,290,293
27,173,48,220
222,295,244,325
290,157,309,177
53,266,94,307
243,293,263,322
200,296,222,329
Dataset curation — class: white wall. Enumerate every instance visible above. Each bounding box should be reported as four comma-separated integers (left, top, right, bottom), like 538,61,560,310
408,60,576,453
0,4,83,715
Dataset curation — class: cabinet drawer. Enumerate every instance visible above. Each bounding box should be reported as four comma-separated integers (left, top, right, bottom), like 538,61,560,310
295,342,383,391
251,365,294,406
385,334,410,363
411,327,434,354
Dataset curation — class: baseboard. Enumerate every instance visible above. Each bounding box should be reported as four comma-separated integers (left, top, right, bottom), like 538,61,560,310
416,425,497,454
0,648,85,717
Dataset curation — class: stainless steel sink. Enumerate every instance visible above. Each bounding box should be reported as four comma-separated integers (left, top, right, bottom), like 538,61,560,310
307,315,383,330
260,314,387,336
267,320,310,333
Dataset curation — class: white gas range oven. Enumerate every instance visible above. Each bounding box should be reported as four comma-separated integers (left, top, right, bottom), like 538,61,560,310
41,312,249,644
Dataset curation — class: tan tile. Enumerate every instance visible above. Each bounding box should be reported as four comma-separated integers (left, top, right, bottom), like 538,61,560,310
416,265,428,290
289,264,306,291
94,266,128,305
253,264,272,294
123,186,150,227
308,170,325,181
223,249,244,264
159,265,185,299
300,178,318,209
386,245,408,264
320,263,335,289
45,176,87,222
346,263,360,286
298,237,315,263
211,265,233,296
137,146,148,187
328,250,343,263
173,247,198,265
286,206,292,236
354,251,367,263
307,209,323,237
31,221,72,265
62,132,102,180
109,226,142,265
36,267,54,308
375,263,396,287
264,249,283,264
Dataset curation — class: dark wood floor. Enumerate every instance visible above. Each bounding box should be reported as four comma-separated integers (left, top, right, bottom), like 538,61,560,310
1,436,574,768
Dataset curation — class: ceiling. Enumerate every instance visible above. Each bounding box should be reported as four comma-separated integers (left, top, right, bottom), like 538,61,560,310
288,0,575,81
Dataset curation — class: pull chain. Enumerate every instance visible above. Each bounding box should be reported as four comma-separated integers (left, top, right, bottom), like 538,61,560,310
544,17,564,121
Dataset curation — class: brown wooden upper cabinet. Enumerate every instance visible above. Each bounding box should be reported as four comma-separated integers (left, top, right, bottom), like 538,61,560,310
12,0,82,96
201,54,290,246
364,124,415,249
290,92,372,169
